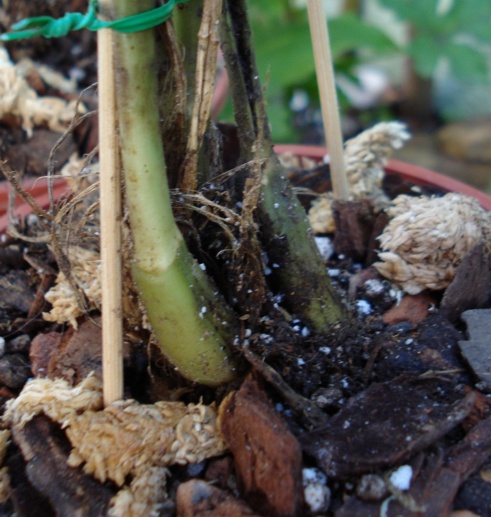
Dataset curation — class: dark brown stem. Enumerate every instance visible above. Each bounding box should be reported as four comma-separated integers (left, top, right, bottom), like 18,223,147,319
222,0,347,332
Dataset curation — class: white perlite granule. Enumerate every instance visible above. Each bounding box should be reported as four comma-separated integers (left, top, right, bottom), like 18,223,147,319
374,193,491,294
389,465,413,491
302,467,330,513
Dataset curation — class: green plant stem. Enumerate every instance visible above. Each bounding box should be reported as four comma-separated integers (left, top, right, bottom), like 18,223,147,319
223,0,346,331
172,0,203,121
114,0,238,386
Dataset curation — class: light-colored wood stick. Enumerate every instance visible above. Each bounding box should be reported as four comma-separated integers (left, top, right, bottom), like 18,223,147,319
98,6,123,405
307,0,350,200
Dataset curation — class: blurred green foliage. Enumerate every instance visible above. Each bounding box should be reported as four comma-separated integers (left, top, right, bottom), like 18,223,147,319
219,0,491,142
380,0,491,82
220,1,396,142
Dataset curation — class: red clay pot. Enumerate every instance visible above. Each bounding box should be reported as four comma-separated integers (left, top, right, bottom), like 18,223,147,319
274,144,491,211
0,177,68,234
3,142,489,235
211,56,229,121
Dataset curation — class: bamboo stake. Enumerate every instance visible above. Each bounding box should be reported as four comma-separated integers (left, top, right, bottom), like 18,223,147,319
98,3,123,405
307,0,350,200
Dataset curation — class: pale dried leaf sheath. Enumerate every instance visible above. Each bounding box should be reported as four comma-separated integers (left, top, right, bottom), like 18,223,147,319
66,400,227,486
0,48,85,136
308,122,410,234
180,0,223,192
43,247,101,328
4,375,227,515
374,193,491,294
108,467,168,517
3,375,103,429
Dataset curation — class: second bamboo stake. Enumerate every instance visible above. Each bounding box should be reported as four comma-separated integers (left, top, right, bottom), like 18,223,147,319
307,0,350,200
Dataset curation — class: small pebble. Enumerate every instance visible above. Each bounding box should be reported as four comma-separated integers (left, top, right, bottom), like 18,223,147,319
356,474,387,501
7,334,31,354
0,354,31,389
302,468,330,514
315,236,334,260
187,460,206,478
312,387,343,409
0,338,5,358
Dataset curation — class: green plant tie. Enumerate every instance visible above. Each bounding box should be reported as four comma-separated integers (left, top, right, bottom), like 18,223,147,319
0,0,190,42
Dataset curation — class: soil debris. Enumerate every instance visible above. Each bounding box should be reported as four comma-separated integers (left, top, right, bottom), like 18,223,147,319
176,479,260,517
382,292,436,326
332,199,376,263
301,378,475,479
11,415,115,517
0,354,30,390
0,270,35,314
46,316,104,384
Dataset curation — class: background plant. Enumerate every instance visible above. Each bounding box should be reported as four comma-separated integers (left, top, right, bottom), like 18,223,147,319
380,0,491,85
219,0,396,142
225,0,491,142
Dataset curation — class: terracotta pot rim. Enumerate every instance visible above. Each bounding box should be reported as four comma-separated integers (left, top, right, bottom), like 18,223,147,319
274,143,491,211
211,52,229,121
0,177,68,234
2,142,489,234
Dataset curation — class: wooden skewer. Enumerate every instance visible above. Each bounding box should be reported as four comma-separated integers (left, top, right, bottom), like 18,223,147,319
98,2,123,406
307,0,350,200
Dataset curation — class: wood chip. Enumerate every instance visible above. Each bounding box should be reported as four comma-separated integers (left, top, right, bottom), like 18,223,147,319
441,243,491,322
219,374,304,516
11,415,114,516
301,379,475,479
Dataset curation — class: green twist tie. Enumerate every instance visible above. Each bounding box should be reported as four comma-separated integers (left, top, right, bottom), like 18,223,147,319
0,0,190,42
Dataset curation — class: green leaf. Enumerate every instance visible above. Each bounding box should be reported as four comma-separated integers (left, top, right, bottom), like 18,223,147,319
252,19,315,93
446,0,491,43
247,3,398,141
264,100,299,143
381,0,491,43
407,35,442,78
445,42,489,82
328,13,398,58
378,0,443,31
